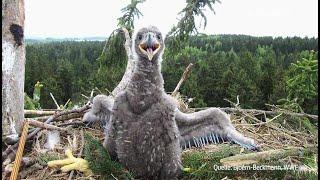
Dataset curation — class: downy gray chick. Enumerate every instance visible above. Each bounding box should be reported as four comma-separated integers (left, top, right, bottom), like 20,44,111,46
104,26,182,179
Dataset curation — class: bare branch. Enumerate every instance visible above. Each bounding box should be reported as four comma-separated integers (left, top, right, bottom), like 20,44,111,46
191,107,318,120
172,63,194,97
50,93,60,109
63,99,71,109
2,105,91,159
234,113,283,126
24,110,56,116
26,119,67,131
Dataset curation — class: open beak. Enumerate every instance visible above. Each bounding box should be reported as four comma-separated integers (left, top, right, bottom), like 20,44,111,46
139,36,161,61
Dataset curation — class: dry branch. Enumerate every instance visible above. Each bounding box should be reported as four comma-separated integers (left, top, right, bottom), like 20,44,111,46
220,146,317,166
26,119,67,131
2,105,91,160
235,113,283,126
172,63,194,97
50,93,60,109
28,116,51,122
42,109,63,111
57,120,85,127
24,110,56,116
191,107,318,120
27,112,85,122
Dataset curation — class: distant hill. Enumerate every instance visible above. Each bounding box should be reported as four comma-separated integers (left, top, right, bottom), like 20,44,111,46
25,37,106,44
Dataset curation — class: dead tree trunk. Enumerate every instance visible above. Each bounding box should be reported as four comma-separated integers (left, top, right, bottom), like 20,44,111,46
2,0,26,143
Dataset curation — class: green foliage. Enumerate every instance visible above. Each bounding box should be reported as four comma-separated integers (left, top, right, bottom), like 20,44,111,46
94,0,146,96
94,33,127,95
24,81,43,110
25,41,103,108
24,93,36,110
163,45,208,107
167,0,221,48
277,98,304,113
286,51,318,112
117,0,145,32
25,36,318,115
37,152,60,166
287,51,318,100
83,133,134,179
182,145,243,179
277,50,318,114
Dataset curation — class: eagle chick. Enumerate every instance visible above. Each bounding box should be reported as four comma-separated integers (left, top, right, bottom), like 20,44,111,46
104,26,182,179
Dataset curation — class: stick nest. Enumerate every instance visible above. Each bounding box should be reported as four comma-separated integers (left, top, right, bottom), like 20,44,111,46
2,93,318,179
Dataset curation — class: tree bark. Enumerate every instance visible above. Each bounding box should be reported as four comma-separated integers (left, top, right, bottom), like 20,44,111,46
2,0,26,141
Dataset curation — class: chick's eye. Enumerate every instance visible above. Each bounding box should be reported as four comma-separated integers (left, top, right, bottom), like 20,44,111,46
138,35,142,40
156,34,161,40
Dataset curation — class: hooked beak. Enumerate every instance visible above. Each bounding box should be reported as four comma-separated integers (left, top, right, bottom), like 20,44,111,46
139,35,161,61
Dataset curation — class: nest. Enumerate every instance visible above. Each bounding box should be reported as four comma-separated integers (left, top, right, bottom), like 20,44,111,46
2,92,318,179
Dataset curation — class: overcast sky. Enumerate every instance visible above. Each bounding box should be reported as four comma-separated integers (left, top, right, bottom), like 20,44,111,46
25,0,318,38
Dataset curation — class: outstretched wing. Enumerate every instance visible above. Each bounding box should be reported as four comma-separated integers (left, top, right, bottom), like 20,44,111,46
83,95,114,126
175,108,260,151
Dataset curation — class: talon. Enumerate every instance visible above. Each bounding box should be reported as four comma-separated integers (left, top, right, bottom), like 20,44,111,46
47,149,93,176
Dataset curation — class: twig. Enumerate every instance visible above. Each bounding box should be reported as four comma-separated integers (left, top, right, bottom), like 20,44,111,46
57,120,85,127
224,96,240,108
99,29,120,61
220,146,317,166
26,118,68,131
94,87,102,94
50,93,60,109
54,112,85,121
41,109,63,111
10,120,29,180
27,115,51,122
82,89,95,105
235,113,283,126
2,105,91,160
190,107,318,120
81,94,89,100
172,63,194,97
26,112,87,122
63,99,71,109
24,110,56,116
111,173,119,180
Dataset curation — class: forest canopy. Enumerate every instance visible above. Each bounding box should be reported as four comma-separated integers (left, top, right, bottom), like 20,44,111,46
25,35,318,114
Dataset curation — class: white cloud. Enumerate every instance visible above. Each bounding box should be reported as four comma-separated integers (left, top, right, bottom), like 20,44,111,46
25,0,318,38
